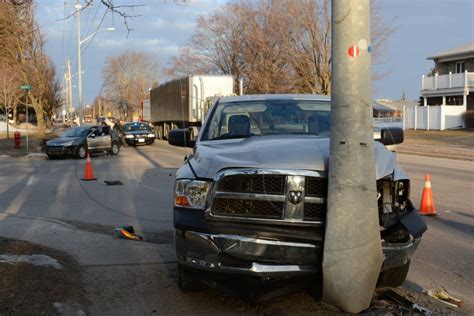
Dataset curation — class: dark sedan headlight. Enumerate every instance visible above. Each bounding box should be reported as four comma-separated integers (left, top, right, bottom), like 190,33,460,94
61,140,75,146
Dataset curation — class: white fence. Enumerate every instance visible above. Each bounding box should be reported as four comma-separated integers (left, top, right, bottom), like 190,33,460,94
403,105,465,130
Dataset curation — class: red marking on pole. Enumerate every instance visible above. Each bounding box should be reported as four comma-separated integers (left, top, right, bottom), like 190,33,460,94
348,45,360,58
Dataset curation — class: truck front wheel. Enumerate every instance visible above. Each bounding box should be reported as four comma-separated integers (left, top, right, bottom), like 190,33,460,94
377,260,410,288
177,264,207,293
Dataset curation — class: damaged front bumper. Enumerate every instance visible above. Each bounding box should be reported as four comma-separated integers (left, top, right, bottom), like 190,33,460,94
175,209,426,278
175,233,421,278
175,230,321,277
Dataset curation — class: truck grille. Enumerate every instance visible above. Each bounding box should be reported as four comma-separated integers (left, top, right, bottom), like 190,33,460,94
303,203,326,221
212,198,284,219
209,170,327,225
217,175,285,195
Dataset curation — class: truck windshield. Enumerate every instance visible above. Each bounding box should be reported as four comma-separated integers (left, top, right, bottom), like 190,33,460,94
202,100,331,141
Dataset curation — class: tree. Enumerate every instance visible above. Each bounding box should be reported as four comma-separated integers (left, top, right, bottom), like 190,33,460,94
42,62,62,127
166,0,396,95
0,1,61,137
102,50,158,121
0,61,20,138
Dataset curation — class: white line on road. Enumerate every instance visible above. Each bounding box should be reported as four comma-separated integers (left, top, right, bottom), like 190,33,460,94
26,175,35,186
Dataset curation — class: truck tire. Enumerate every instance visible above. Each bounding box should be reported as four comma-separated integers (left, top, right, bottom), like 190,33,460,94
155,126,162,140
177,264,206,293
163,124,169,140
377,260,410,288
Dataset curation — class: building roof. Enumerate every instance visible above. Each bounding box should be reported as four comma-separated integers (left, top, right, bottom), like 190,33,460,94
427,43,474,61
375,99,418,111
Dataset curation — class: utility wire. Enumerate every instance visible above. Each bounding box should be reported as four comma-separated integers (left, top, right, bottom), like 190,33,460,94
66,9,76,64
60,2,66,71
81,7,109,55
84,1,101,39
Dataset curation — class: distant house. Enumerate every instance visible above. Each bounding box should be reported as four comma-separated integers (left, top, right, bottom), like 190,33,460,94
404,43,474,130
374,99,417,118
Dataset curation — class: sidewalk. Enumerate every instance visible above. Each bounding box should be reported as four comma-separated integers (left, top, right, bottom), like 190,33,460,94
396,143,474,161
0,213,175,266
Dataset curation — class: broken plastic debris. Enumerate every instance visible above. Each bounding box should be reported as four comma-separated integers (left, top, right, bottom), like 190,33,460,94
113,226,143,241
0,254,63,269
423,285,463,308
104,180,123,185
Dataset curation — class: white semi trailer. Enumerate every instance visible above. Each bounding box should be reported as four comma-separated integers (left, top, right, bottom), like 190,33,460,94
150,75,234,139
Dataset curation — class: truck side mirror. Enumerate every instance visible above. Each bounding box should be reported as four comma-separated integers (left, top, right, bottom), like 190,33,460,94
376,127,404,145
168,129,195,148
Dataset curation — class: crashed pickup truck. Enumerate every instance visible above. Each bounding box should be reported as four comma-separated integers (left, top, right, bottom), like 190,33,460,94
168,94,427,299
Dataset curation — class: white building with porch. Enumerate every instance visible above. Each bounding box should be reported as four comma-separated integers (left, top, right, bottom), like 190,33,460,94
404,43,474,130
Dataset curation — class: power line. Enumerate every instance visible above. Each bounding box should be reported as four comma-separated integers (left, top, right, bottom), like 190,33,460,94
81,6,109,55
60,2,66,71
84,1,101,38
66,9,76,64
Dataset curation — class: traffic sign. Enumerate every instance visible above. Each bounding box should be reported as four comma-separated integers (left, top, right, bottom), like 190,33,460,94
20,84,32,90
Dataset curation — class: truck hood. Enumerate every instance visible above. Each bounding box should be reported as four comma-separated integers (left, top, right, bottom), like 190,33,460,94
180,135,407,180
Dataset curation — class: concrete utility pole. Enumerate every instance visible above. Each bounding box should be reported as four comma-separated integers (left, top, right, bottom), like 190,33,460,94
76,0,83,126
67,58,73,116
323,0,383,313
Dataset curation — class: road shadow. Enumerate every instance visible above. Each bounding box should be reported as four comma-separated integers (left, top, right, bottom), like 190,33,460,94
429,216,474,237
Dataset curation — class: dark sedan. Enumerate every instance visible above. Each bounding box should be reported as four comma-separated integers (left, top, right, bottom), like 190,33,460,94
44,125,121,159
122,122,155,146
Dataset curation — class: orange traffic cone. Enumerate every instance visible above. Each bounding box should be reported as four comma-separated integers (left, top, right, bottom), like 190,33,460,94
81,153,97,181
419,174,436,216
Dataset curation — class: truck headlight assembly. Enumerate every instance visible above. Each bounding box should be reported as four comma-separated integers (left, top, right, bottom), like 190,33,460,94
175,180,211,209
125,134,134,139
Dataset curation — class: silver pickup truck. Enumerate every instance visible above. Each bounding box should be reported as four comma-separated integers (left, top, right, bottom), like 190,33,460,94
168,94,426,300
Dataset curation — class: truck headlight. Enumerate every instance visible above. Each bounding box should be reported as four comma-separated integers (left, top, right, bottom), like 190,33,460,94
175,180,211,209
125,134,134,139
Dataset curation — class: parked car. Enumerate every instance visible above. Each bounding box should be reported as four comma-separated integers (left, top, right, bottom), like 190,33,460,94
44,125,121,159
167,94,426,299
122,122,155,146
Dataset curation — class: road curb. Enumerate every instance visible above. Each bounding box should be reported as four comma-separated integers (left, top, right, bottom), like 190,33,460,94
397,150,474,161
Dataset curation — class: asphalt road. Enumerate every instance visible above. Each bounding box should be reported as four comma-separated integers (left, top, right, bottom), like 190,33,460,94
397,154,473,309
0,141,472,313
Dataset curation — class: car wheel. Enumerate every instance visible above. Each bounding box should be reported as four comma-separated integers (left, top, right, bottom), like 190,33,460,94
110,142,120,155
177,264,207,293
76,145,87,159
377,260,410,288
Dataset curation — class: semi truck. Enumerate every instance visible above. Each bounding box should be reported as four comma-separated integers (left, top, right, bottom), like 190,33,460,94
149,75,234,140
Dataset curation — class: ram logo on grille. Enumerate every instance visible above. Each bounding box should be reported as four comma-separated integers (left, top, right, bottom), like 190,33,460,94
288,190,303,205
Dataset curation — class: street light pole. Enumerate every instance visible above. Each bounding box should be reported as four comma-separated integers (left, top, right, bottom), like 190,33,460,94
75,0,113,126
76,0,83,126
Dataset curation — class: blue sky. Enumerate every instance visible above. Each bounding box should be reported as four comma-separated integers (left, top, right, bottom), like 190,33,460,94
37,0,474,106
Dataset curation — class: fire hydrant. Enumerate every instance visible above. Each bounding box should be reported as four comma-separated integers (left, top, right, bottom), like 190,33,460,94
14,131,21,149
